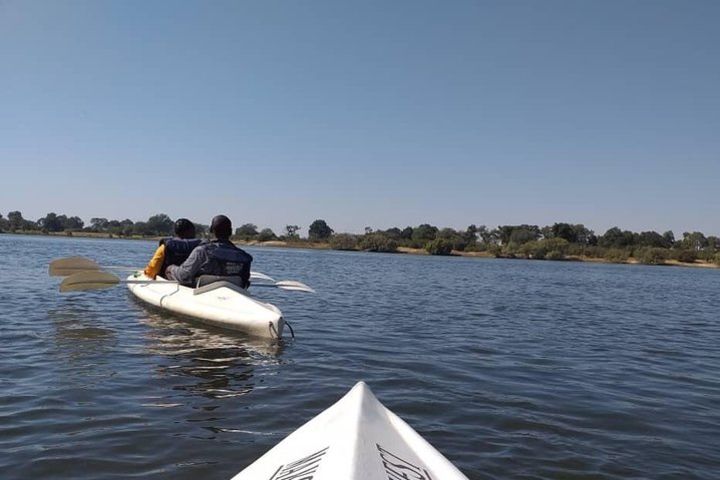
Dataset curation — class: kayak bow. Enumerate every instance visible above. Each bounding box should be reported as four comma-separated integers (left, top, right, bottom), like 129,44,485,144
231,381,468,479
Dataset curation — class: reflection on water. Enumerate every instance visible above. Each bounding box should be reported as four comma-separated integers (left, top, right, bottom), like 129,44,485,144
138,308,283,401
48,304,118,387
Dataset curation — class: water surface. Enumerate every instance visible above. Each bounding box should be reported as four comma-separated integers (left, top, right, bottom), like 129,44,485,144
1,235,719,479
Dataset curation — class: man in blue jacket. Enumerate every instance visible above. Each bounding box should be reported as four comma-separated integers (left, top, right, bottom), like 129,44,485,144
143,218,201,279
165,215,253,288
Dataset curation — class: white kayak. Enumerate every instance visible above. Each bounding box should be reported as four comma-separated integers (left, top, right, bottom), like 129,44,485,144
231,381,468,480
126,272,285,339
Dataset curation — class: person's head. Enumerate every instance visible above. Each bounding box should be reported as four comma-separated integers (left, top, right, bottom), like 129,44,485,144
174,218,196,239
210,214,232,240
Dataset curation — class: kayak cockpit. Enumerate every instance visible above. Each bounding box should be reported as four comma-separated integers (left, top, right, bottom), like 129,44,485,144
192,280,249,296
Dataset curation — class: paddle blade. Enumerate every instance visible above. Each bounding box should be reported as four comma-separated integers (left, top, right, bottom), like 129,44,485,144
250,271,276,282
49,256,101,276
59,271,121,292
275,280,316,293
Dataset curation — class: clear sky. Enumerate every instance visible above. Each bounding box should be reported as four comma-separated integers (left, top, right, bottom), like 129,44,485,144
1,0,718,236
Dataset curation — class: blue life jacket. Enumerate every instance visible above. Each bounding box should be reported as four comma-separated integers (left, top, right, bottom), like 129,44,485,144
204,241,253,288
161,238,202,274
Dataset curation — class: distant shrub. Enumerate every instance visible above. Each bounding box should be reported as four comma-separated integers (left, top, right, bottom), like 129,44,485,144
257,228,277,242
486,244,502,257
518,241,546,259
329,233,359,251
713,253,720,266
463,243,485,252
358,233,398,253
698,249,716,262
543,238,569,254
604,248,630,263
545,250,565,261
636,247,667,265
425,238,453,255
502,242,521,257
583,246,605,258
675,249,697,263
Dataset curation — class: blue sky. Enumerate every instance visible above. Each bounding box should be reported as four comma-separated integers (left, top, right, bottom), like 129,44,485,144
1,0,718,236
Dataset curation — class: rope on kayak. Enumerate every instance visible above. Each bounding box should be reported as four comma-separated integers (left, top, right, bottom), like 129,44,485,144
269,320,295,339
158,284,180,308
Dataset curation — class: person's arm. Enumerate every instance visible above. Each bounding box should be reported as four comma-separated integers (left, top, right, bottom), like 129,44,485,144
143,244,166,279
168,246,206,286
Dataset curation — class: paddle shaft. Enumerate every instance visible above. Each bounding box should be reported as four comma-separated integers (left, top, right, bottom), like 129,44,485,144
120,279,310,291
49,256,276,282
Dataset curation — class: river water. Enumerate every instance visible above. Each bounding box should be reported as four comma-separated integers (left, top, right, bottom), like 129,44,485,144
0,234,718,479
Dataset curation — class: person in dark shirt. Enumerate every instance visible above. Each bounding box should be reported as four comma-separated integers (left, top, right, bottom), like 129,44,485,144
165,215,253,288
143,218,201,279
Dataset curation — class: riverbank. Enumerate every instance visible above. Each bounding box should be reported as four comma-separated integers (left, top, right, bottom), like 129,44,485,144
241,239,719,269
3,230,718,269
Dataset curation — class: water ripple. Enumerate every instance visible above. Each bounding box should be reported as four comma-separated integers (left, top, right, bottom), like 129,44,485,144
1,236,719,479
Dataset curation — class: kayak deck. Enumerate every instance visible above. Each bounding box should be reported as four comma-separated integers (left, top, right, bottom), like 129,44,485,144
231,381,468,479
127,272,285,339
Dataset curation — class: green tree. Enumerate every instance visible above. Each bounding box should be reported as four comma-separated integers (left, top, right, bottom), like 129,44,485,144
463,224,478,248
329,233,358,250
8,211,24,231
64,216,84,230
235,223,259,239
358,233,398,253
551,223,578,243
476,225,495,244
133,221,151,236
411,224,438,246
498,225,540,245
662,230,675,246
285,225,300,239
383,227,403,240
425,238,453,255
0,214,8,232
638,231,669,248
308,219,333,241
257,228,277,242
707,236,719,251
438,227,467,251
636,247,668,265
682,231,707,251
90,217,109,231
38,212,64,232
146,214,174,236
599,227,636,248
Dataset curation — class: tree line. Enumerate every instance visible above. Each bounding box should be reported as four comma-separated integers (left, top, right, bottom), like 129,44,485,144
0,211,207,238
2,211,719,265
204,218,720,266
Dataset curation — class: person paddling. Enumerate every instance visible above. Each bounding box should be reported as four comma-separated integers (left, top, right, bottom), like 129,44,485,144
165,215,253,288
144,218,201,279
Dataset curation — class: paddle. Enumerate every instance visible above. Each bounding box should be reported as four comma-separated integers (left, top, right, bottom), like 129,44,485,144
49,256,276,282
59,271,315,293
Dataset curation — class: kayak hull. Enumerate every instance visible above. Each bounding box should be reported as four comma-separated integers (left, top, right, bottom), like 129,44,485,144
126,273,284,339
231,381,468,479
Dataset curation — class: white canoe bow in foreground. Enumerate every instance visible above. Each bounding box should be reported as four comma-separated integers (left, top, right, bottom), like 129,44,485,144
231,381,468,480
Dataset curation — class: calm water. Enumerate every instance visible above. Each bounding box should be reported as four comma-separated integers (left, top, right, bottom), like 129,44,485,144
1,235,719,479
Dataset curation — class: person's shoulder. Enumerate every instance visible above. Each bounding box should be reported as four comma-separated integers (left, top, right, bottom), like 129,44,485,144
232,243,253,261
